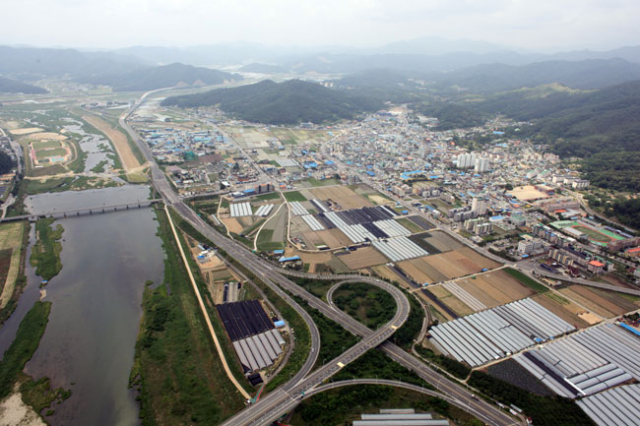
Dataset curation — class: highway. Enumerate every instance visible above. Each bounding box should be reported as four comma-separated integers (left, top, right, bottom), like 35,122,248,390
120,94,522,426
304,379,518,425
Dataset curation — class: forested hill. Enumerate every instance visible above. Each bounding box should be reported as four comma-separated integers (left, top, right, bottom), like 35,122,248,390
477,79,640,191
0,76,47,94
433,58,640,93
162,79,383,124
81,63,241,92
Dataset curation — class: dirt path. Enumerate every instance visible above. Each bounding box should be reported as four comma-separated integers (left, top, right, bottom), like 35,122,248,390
82,115,142,172
165,205,250,399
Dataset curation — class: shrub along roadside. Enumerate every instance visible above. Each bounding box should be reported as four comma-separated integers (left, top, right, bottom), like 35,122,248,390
130,207,245,426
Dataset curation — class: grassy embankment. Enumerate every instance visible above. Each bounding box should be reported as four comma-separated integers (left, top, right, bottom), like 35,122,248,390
30,218,63,282
255,228,285,252
290,384,483,426
292,296,360,371
0,221,29,326
333,282,396,329
415,346,471,380
170,214,311,394
130,207,246,426
0,301,71,419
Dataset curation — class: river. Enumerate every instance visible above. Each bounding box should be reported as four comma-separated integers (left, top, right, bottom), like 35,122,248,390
0,185,164,426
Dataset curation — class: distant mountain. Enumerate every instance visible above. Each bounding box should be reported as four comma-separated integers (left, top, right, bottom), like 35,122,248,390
239,63,289,74
81,63,242,92
162,79,382,124
432,59,640,92
0,46,144,80
376,36,509,56
334,68,414,89
548,45,640,64
0,76,47,94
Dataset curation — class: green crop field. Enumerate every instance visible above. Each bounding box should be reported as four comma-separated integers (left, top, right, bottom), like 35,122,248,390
284,191,307,202
35,148,67,160
32,140,61,150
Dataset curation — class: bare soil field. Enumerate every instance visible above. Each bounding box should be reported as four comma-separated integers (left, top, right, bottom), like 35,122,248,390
457,270,534,309
532,293,591,329
316,228,352,248
221,218,243,234
399,247,498,284
83,114,141,171
559,287,615,318
571,285,637,316
371,265,406,284
400,257,448,284
338,247,387,270
442,295,475,317
427,285,451,299
9,127,43,135
25,132,67,140
510,185,551,201
311,186,372,210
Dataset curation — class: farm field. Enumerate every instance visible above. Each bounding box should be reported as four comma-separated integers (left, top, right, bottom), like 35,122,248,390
82,114,142,171
559,285,639,318
531,293,595,329
222,126,271,149
350,184,394,206
398,247,499,284
8,127,43,135
427,285,475,317
336,247,388,270
371,265,406,285
311,186,372,210
269,128,331,146
455,269,536,309
27,132,68,141
404,215,435,231
0,221,26,310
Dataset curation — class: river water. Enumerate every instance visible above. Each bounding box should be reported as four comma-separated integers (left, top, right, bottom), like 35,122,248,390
0,185,164,426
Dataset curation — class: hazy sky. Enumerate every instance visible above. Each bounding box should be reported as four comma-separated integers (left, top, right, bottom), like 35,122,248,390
3,0,639,51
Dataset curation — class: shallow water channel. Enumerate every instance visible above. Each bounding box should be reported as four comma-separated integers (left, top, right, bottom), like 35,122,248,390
0,185,164,426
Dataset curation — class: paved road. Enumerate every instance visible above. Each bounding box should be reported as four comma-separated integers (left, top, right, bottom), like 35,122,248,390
304,379,519,425
120,95,521,426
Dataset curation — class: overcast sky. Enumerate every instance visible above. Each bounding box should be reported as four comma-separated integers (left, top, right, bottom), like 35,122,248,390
3,0,639,52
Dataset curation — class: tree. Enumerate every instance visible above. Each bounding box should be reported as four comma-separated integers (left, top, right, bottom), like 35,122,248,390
0,152,15,175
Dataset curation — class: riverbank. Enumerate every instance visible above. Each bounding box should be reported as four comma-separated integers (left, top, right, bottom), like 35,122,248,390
0,302,54,425
0,220,29,326
131,206,245,425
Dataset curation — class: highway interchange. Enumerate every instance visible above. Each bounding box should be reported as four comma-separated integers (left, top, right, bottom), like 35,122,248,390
120,95,525,426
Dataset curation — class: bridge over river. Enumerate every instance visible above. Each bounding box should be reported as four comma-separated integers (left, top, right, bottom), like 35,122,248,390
0,199,163,223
